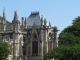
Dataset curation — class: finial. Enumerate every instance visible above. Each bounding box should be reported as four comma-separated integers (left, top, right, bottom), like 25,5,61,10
25,17,27,28
25,17,27,22
14,10,18,20
54,26,60,32
22,17,24,20
3,7,6,20
25,17,27,25
41,15,43,19
22,17,24,26
44,18,46,23
49,21,51,26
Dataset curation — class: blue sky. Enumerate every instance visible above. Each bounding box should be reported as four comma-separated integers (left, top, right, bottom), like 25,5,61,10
0,0,80,34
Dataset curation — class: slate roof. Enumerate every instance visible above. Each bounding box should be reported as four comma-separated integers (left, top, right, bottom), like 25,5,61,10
27,12,41,26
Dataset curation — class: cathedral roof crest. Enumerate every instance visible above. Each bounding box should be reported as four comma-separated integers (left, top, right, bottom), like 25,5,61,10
31,11,39,15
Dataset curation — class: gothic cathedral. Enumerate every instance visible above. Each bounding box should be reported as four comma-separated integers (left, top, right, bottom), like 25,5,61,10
0,9,58,60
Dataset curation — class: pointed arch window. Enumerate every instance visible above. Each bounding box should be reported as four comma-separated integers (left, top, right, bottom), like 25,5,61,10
32,33,38,56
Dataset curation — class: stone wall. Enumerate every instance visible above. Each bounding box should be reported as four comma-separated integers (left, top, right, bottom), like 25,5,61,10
27,56,43,60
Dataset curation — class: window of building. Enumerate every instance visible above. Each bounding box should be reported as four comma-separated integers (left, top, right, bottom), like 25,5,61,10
23,50,26,55
32,41,38,56
23,36,25,42
32,33,38,56
22,46,26,55
10,35,12,39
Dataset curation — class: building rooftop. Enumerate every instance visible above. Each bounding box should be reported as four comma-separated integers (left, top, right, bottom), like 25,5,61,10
27,11,42,26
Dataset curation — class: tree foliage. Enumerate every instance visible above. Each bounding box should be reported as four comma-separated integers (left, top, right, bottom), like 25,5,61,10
45,45,80,60
0,40,10,60
45,16,80,60
59,16,80,46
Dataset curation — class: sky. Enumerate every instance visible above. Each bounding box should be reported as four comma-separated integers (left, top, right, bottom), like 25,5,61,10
0,0,80,34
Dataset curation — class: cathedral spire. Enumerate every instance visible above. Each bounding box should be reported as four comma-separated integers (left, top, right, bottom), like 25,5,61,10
14,11,18,20
3,8,6,31
3,8,6,20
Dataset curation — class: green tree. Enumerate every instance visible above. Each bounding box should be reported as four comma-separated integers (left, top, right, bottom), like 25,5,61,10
0,40,10,60
45,45,80,60
59,16,80,46
45,16,80,60
72,16,80,24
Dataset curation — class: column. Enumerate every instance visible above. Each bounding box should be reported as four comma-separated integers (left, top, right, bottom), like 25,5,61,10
40,30,43,56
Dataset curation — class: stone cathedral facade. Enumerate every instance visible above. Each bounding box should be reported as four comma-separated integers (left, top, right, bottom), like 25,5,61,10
0,9,58,60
